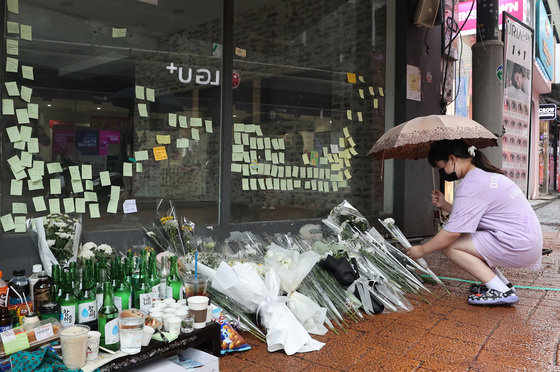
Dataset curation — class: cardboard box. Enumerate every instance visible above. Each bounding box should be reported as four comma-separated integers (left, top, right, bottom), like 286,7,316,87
176,348,220,372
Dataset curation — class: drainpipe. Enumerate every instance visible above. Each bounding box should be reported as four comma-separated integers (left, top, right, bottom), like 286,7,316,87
472,0,503,167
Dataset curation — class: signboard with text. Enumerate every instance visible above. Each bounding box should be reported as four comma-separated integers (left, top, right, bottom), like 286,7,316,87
457,0,524,35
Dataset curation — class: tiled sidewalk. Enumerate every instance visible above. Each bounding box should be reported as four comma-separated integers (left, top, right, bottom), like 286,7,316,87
219,229,560,371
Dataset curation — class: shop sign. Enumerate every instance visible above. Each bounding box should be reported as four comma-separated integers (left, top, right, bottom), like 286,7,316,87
536,0,554,81
166,63,220,86
539,104,557,120
456,0,524,35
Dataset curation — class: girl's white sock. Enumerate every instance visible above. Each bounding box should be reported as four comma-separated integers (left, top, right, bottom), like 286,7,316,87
484,275,509,293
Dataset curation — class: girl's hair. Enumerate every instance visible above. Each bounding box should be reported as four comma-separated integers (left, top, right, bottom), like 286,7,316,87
428,139,505,175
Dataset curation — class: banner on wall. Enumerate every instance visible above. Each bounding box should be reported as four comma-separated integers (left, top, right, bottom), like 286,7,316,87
536,0,554,81
456,0,524,35
502,12,533,195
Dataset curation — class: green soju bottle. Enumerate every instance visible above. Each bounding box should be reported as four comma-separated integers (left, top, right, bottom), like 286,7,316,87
77,271,97,326
69,262,79,296
147,255,160,301
96,268,107,312
133,262,152,312
51,264,61,302
113,264,132,312
58,271,78,327
98,281,119,351
167,256,183,301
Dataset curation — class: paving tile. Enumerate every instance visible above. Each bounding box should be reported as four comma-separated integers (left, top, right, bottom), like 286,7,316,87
482,338,555,362
527,304,560,325
473,349,557,371
377,321,430,343
411,335,481,356
428,319,493,344
444,308,503,328
294,332,370,369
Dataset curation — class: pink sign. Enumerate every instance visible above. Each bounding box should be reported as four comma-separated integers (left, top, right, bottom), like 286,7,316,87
98,130,121,156
456,0,524,35
52,128,75,157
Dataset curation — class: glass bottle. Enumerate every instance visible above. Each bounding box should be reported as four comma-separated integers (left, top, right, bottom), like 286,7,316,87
159,255,169,300
113,264,132,312
28,264,43,306
133,261,152,312
77,271,97,325
58,271,78,327
8,269,29,306
96,268,107,312
147,255,160,301
123,257,133,288
51,264,61,302
167,256,183,301
69,262,79,296
33,271,54,313
98,281,120,351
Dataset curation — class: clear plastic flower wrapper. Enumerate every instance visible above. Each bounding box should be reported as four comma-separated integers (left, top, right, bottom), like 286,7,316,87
264,244,327,335
34,214,82,274
203,261,324,355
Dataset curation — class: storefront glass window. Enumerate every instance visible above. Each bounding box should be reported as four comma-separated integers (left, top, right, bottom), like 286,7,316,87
1,0,222,230
231,0,388,222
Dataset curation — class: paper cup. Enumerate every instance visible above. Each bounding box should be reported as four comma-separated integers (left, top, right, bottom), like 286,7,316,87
163,307,177,315
163,298,175,306
142,326,155,346
187,296,209,329
86,331,101,361
150,311,163,324
60,324,90,369
163,315,181,334
175,308,189,319
176,299,187,306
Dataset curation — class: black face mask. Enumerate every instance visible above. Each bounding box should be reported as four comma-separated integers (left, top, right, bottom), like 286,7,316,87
439,163,459,182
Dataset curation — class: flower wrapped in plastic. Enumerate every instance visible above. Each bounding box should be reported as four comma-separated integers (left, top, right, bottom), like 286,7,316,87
33,214,82,274
264,243,327,335
203,261,325,355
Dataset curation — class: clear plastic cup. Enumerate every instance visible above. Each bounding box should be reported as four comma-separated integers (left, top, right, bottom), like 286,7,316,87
181,315,194,333
118,309,145,355
60,324,90,369
164,316,181,334
142,326,155,346
183,275,208,299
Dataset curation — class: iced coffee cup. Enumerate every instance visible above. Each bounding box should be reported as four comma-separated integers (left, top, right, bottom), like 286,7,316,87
60,324,90,369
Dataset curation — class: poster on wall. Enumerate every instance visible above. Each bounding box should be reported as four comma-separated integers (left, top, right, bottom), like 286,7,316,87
502,12,533,195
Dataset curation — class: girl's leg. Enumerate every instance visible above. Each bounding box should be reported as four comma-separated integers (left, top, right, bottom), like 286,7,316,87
441,233,496,283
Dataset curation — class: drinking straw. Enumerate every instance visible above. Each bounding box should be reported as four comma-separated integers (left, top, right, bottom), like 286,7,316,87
194,250,198,280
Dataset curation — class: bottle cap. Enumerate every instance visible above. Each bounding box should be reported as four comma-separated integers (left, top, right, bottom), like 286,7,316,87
13,269,25,277
32,264,43,273
0,270,3,279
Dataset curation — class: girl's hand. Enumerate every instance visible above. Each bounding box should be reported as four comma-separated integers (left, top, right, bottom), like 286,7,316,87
407,245,425,260
431,189,446,209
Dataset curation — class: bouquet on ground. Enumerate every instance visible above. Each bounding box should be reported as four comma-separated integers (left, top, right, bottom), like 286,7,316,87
34,214,82,274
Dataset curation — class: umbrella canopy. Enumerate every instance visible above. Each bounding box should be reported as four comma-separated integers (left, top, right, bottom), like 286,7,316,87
367,115,498,160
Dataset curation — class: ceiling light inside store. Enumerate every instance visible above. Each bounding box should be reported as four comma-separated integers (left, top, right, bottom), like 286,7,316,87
47,104,52,107
96,107,101,110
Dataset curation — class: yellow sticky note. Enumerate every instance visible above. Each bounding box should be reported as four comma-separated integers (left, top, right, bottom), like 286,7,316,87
20,24,32,41
241,178,249,191
6,126,21,143
1,214,15,232
50,179,61,195
348,137,356,147
205,120,213,133
332,182,339,192
75,198,86,214
343,127,350,138
146,88,155,102
6,57,18,73
12,202,26,215
85,180,94,191
33,196,47,212
258,178,266,190
176,138,189,148
339,137,345,148
13,141,25,150
69,165,81,180
244,124,255,133
190,117,202,127
10,179,22,196
27,103,38,119
20,86,32,103
99,171,111,186
3,99,14,115
250,178,257,190
344,169,352,180
233,123,244,132
359,75,365,83
379,87,384,96
63,198,75,213
112,28,127,38
7,22,19,34
191,129,200,141
179,115,188,128
6,39,18,55
14,217,26,233
21,65,33,80
136,162,143,173
358,89,364,99
153,146,168,161
373,98,379,109
156,135,171,145
7,0,18,14
138,103,148,117
123,162,133,177
16,108,29,124
49,199,60,214
349,147,358,156
135,85,145,100
302,153,309,165
110,187,119,202
369,86,375,96
346,110,352,120
81,164,92,180
47,162,62,174
134,150,148,161
84,192,97,203
168,113,177,127
71,179,83,193
89,203,100,218
346,72,357,84
255,125,263,136
357,112,363,122
5,82,19,96
231,163,242,173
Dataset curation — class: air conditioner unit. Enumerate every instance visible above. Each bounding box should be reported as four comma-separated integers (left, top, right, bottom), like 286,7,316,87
413,0,441,28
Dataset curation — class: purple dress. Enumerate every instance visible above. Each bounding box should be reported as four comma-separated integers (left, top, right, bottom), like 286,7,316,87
443,168,542,269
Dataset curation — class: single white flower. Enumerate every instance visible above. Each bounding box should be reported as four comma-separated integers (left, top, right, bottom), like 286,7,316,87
47,239,56,248
55,232,71,239
81,242,97,251
96,244,113,254
383,218,395,225
79,249,95,259
54,222,68,228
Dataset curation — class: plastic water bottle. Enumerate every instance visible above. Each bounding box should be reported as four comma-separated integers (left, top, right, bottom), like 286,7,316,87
28,264,43,306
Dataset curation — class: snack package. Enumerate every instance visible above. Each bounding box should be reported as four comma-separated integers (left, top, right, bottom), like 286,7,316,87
210,308,251,355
